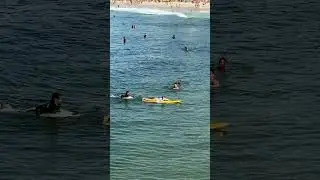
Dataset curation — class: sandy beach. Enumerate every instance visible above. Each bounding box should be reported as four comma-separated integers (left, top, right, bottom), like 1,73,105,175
111,0,210,13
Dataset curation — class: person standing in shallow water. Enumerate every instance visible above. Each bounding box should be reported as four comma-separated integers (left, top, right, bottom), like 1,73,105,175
123,36,126,44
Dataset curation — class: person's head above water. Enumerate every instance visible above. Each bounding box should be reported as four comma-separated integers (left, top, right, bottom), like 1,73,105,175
51,92,62,105
219,56,227,66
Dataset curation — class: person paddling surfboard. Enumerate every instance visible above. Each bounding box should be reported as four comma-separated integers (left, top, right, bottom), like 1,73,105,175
27,92,62,116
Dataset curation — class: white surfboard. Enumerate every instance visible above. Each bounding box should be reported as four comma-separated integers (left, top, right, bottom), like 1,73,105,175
121,96,134,100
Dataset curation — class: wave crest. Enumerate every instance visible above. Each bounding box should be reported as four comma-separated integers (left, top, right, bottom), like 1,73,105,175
110,7,188,18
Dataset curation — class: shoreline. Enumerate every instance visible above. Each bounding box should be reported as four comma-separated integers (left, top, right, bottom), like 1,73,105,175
111,0,210,14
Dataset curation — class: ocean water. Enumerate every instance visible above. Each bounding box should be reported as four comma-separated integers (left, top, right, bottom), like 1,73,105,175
110,9,210,179
0,1,109,179
211,0,320,179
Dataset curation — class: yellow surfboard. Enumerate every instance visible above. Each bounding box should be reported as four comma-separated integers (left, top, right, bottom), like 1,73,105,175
210,122,229,130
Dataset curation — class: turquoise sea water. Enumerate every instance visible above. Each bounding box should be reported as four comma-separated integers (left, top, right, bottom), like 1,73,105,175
110,9,210,179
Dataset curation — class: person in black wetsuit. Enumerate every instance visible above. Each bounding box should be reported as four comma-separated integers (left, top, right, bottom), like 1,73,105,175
34,92,62,116
121,91,130,98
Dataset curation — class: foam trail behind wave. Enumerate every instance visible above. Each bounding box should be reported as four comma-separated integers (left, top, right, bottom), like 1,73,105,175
110,7,188,18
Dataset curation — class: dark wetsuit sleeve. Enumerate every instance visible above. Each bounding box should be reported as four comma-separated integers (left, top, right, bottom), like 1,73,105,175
35,104,49,115
36,103,61,114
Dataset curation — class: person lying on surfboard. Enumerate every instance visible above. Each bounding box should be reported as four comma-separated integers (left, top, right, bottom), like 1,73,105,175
27,92,62,116
121,91,131,98
36,92,62,116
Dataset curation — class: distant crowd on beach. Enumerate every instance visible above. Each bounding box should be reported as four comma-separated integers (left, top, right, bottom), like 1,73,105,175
112,0,210,12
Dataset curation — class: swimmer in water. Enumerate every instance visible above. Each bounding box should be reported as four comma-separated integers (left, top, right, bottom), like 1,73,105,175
218,56,227,72
176,80,181,86
184,46,188,52
210,68,220,88
173,83,179,89
144,33,147,39
171,80,181,90
172,35,175,39
123,36,126,44
32,92,62,116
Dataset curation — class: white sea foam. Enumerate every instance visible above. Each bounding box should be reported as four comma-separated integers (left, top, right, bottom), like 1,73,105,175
110,7,188,18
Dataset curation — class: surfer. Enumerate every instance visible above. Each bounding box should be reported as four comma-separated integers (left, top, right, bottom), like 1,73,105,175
123,36,126,44
184,46,188,52
121,91,130,98
144,33,147,39
217,56,227,72
32,92,62,116
172,35,175,39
